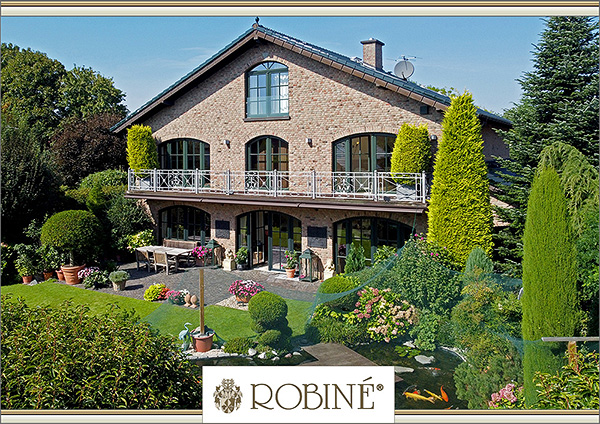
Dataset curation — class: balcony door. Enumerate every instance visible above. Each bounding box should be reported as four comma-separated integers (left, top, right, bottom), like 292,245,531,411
246,136,289,190
237,211,301,270
158,138,210,188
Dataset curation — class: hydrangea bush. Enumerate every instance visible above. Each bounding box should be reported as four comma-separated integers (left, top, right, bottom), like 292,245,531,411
353,286,416,342
488,383,525,409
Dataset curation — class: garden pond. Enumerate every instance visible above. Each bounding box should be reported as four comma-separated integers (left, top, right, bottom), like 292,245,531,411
191,342,467,410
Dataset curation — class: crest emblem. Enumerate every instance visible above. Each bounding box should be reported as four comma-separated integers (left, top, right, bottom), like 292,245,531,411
213,378,242,413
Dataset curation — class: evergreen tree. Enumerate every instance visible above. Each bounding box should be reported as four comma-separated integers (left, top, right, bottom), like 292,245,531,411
427,92,493,267
521,166,578,405
344,243,366,274
391,123,431,183
494,17,599,276
126,125,159,173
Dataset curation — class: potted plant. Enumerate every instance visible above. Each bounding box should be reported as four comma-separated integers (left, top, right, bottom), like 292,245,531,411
192,245,212,267
38,244,62,281
166,289,189,305
235,246,249,270
40,210,102,285
228,279,265,303
284,249,298,278
14,244,38,284
109,270,130,291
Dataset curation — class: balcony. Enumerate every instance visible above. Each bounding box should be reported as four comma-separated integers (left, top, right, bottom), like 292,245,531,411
127,169,429,204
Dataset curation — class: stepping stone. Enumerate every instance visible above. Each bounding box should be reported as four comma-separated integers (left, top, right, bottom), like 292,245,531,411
394,366,414,373
414,355,435,365
258,352,267,360
248,348,257,356
403,341,416,348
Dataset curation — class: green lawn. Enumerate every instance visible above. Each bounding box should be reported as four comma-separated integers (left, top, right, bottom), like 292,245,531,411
1,281,313,342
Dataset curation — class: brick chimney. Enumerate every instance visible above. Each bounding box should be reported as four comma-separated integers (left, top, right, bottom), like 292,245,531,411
360,38,385,70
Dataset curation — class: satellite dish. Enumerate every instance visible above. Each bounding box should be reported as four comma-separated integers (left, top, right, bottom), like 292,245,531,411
393,60,414,80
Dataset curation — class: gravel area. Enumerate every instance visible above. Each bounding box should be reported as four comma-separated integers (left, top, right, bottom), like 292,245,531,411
50,262,319,306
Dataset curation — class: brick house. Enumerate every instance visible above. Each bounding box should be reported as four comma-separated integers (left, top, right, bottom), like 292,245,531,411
113,23,511,279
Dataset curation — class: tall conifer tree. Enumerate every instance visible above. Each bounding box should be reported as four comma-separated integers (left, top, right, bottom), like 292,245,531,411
494,17,599,276
427,92,493,267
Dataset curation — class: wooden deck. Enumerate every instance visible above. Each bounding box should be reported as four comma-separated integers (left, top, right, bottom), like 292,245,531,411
300,343,402,382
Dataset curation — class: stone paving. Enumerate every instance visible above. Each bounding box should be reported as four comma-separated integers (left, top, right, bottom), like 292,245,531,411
66,262,320,305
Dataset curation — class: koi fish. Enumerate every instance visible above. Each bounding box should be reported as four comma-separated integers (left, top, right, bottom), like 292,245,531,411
404,392,435,403
424,389,444,402
440,385,449,402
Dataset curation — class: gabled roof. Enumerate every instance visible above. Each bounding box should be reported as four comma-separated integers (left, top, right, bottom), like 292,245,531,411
112,24,511,133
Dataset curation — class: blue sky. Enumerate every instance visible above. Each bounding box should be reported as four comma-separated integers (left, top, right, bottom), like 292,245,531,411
1,15,549,115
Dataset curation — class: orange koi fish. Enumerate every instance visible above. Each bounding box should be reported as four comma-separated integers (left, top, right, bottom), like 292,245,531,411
440,385,449,402
404,392,435,403
424,389,444,402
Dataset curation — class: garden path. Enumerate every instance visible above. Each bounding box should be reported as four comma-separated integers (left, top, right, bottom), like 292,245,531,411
58,262,319,305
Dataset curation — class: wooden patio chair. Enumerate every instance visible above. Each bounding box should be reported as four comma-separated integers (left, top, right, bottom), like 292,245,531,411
136,249,154,272
154,251,178,275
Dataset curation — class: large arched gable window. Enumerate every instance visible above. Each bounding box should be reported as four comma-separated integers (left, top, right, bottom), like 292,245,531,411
159,206,210,244
246,61,289,118
332,133,395,173
333,216,411,272
158,138,210,171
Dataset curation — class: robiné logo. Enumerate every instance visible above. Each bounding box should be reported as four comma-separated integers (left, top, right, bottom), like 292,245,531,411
213,378,243,413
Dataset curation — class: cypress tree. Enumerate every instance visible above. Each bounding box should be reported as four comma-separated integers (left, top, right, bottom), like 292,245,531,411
521,166,578,405
494,17,599,276
126,124,159,173
427,92,493,267
391,123,431,184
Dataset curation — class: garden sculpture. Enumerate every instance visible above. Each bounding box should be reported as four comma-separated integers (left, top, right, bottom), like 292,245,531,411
178,322,194,351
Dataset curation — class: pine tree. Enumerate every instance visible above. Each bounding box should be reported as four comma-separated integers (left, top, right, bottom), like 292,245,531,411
427,92,493,267
391,123,431,184
521,166,578,405
494,17,599,276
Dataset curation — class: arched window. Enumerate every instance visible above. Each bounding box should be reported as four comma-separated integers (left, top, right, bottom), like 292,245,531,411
159,206,210,244
158,138,210,171
333,217,411,272
332,133,395,172
246,62,289,118
246,136,289,172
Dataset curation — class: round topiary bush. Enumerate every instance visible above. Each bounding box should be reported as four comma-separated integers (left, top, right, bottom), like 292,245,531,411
79,169,128,189
258,329,283,348
40,210,102,265
317,275,361,311
248,291,288,328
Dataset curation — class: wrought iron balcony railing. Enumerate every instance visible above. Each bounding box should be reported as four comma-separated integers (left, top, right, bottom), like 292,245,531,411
128,169,429,203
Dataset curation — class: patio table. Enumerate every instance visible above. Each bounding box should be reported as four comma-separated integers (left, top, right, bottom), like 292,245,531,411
135,246,194,271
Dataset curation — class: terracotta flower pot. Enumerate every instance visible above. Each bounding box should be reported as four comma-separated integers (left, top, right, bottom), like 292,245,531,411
56,270,65,281
235,295,251,304
22,275,33,284
43,271,54,281
61,264,86,285
192,333,214,352
285,268,296,278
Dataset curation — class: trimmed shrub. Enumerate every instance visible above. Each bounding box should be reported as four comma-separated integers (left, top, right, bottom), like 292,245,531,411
306,308,369,346
126,124,159,173
391,123,431,183
80,169,127,189
248,291,288,328
223,337,254,354
258,329,283,348
317,275,361,311
427,92,493,266
344,243,366,274
40,210,102,265
0,295,201,409
521,166,578,406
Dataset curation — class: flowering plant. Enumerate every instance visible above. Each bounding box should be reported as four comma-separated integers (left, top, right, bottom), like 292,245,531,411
192,246,212,259
411,232,454,269
228,279,265,298
166,289,189,305
78,266,100,279
144,283,169,301
126,229,155,253
353,286,416,343
284,250,298,269
81,269,110,290
235,246,249,263
488,383,524,409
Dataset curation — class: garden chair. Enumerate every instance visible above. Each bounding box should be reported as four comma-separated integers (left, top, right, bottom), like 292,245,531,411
154,251,178,275
136,249,154,272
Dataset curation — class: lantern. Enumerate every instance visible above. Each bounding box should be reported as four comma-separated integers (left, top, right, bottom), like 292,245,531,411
299,248,318,282
205,239,223,268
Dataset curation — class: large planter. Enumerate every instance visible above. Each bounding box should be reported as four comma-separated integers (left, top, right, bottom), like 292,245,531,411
61,264,86,285
43,271,54,281
112,280,127,291
285,268,296,278
237,263,248,271
194,257,205,267
192,333,214,353
56,269,65,281
22,275,33,284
